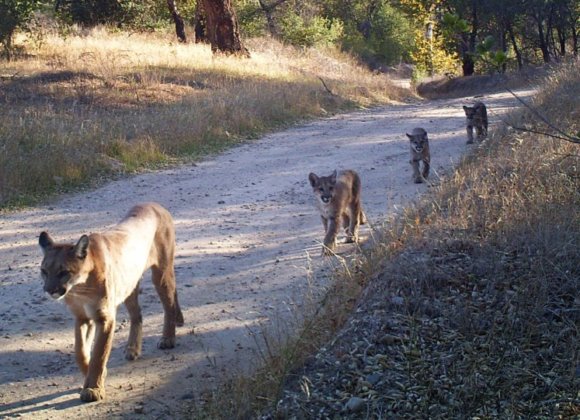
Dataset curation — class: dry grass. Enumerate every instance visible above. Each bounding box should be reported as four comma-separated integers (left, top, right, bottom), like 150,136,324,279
356,60,579,417
415,65,553,99
0,28,406,208
191,61,579,418
262,63,580,418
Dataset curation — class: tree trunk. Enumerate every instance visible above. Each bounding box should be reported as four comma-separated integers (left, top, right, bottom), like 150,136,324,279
193,0,207,43
199,0,249,56
537,19,551,62
507,23,523,70
556,27,566,56
461,0,477,76
167,0,187,43
258,0,286,37
572,25,578,56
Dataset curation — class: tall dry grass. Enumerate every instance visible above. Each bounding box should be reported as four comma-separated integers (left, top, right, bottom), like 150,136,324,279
330,60,579,417
0,28,405,208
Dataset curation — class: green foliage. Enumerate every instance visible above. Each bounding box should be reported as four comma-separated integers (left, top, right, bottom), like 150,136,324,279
341,2,414,66
474,35,509,73
55,0,196,30
237,0,267,38
0,0,42,58
441,12,468,35
475,35,495,56
278,10,343,48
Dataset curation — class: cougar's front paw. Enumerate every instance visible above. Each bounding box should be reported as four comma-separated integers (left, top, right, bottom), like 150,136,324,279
125,345,141,361
158,337,176,349
322,243,336,256
345,234,358,244
80,387,106,402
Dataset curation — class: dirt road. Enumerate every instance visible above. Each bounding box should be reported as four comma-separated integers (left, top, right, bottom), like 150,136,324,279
0,88,534,418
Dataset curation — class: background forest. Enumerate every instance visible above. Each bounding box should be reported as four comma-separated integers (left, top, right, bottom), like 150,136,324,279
2,0,579,78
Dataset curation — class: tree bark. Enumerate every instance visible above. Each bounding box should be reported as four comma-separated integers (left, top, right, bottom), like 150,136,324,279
460,0,478,76
572,25,578,56
537,18,551,62
507,23,523,70
193,0,207,43
167,0,187,43
199,0,249,56
258,0,286,37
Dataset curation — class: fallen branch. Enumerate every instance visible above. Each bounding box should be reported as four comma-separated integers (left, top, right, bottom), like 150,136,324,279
318,77,335,96
506,88,579,144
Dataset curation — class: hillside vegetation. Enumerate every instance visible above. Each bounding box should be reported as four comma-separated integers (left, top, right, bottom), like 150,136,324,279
270,61,579,418
191,61,579,418
0,29,405,208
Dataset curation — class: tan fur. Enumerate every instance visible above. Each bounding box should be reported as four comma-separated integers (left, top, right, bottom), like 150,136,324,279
406,127,430,184
463,101,488,144
308,170,366,255
38,202,184,403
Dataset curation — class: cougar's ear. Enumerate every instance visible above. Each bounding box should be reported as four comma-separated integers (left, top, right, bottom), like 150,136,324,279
73,235,90,259
330,170,337,184
463,105,469,112
308,172,319,187
406,133,413,140
39,231,54,254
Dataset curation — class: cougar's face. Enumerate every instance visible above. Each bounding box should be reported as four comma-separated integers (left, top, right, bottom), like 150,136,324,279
309,171,338,205
316,179,335,203
464,106,476,120
409,134,428,153
39,232,90,300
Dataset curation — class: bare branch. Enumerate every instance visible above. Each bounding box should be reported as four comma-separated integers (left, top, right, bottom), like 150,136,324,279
509,125,580,143
318,77,335,96
506,88,580,144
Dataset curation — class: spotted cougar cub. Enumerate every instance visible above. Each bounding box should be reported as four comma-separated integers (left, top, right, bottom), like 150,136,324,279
406,128,430,184
463,101,488,144
308,170,366,255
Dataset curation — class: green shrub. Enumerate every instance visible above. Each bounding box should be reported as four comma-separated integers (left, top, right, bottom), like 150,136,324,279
341,3,414,67
55,0,196,30
0,0,42,59
237,0,267,38
278,10,343,48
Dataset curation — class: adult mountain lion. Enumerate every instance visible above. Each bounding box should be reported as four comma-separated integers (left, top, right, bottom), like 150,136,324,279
308,170,366,255
38,202,184,402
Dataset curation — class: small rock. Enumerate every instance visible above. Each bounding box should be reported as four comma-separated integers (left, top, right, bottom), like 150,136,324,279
391,296,404,306
380,334,399,345
366,373,381,385
180,392,194,400
345,397,365,412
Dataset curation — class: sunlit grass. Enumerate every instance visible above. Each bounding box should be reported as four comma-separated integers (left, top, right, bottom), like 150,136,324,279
0,28,406,208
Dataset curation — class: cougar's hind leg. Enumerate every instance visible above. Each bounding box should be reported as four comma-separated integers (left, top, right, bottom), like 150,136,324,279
152,266,178,349
124,286,143,360
174,289,184,327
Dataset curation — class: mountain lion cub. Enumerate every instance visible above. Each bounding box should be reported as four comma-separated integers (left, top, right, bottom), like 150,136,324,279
406,127,430,184
39,202,184,402
308,170,366,255
463,101,488,144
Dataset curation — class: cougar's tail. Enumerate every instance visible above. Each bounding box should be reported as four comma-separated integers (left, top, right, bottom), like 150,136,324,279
359,210,367,225
351,170,367,225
